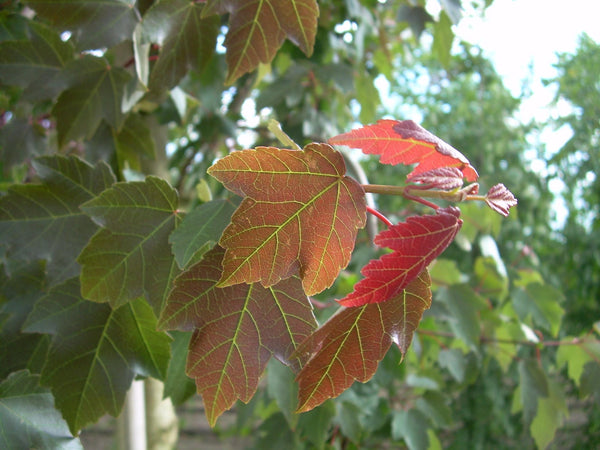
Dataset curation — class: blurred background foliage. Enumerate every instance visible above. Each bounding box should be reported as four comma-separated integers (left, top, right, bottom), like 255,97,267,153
1,0,599,448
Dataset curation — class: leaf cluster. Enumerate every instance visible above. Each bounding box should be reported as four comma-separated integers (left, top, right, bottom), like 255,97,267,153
0,1,598,449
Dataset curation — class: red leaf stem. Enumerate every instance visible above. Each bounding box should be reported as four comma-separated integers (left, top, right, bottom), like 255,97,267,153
366,205,393,228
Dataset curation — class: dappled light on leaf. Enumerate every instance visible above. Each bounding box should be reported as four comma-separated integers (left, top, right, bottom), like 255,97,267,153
328,120,478,182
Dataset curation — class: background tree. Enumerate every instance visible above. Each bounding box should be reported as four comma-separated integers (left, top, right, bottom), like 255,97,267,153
0,1,598,449
541,33,600,333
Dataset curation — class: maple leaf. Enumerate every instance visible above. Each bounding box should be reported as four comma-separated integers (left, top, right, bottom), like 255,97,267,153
158,246,317,426
485,183,518,217
208,143,366,296
295,270,432,412
205,0,319,84
0,155,115,286
23,277,171,435
78,177,180,314
338,207,462,307
140,0,219,92
328,119,479,182
25,0,140,51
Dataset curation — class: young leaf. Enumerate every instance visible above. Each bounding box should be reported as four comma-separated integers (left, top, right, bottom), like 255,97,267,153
484,183,518,216
295,270,431,412
328,120,478,182
407,167,465,191
0,155,115,286
0,370,82,449
23,277,171,435
140,0,219,92
208,143,366,296
205,0,318,84
78,177,180,313
338,207,461,307
158,246,317,426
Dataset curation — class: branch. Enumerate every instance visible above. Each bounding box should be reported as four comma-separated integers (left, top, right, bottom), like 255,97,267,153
417,328,600,356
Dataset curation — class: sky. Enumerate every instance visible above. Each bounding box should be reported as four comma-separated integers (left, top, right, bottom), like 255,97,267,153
455,0,600,153
432,0,600,227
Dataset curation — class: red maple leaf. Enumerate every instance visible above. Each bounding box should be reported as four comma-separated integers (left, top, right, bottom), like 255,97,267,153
338,207,462,307
158,246,317,426
295,270,432,412
328,119,479,182
207,143,366,296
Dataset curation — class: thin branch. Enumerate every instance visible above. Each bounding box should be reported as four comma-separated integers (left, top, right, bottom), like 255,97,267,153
417,328,600,351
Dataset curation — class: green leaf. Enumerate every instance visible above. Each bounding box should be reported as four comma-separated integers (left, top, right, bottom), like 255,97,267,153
267,358,299,427
530,379,568,450
0,155,115,286
512,283,565,337
436,285,487,348
158,246,316,426
437,348,466,383
432,12,453,67
0,12,29,41
0,260,49,379
0,370,82,449
79,176,180,313
52,55,132,147
162,331,196,406
517,359,549,424
355,70,380,124
296,400,336,448
253,412,299,449
415,391,452,428
428,258,463,287
556,335,600,387
169,198,239,269
391,408,430,450
24,0,139,51
23,277,171,434
113,113,156,172
580,361,600,397
141,0,219,92
0,22,73,99
0,117,47,170
474,254,508,300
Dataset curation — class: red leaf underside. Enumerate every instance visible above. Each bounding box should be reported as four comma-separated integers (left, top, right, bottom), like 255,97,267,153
328,119,478,182
295,270,431,412
407,167,465,191
338,207,461,307
208,143,366,296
